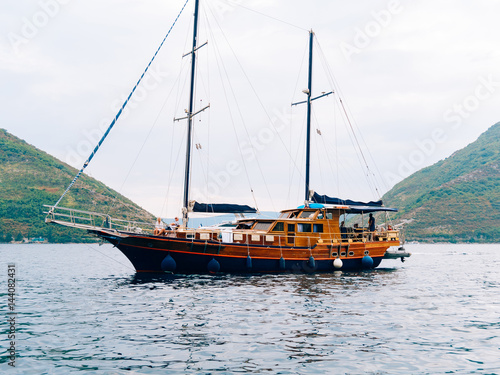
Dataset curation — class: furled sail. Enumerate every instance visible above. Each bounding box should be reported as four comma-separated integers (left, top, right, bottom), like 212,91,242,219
311,192,383,207
311,192,397,213
345,205,397,214
192,202,257,214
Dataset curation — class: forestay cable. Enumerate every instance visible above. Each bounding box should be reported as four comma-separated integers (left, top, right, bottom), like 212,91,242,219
50,0,191,212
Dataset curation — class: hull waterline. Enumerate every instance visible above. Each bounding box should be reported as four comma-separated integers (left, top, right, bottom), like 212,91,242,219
93,229,388,274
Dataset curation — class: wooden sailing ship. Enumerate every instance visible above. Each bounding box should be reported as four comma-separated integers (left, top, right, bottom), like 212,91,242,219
45,0,410,273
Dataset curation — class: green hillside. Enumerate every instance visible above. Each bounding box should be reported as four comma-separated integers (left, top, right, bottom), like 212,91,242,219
0,129,155,243
383,122,500,243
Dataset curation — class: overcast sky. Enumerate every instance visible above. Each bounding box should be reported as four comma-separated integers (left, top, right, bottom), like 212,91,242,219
1,0,499,218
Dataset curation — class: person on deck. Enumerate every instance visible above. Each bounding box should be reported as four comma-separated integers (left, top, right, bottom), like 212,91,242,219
368,213,375,241
340,221,347,239
170,217,180,230
154,218,165,235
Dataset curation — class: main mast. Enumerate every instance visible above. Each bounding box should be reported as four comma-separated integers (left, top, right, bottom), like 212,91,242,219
292,30,332,205
182,0,200,226
304,30,313,203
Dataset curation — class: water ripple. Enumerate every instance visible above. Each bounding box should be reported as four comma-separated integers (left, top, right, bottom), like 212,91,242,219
1,243,499,374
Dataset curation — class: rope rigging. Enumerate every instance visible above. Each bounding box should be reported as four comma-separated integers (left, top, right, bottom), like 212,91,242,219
49,0,191,212
50,0,389,220
314,36,386,200
205,13,260,209
220,0,308,32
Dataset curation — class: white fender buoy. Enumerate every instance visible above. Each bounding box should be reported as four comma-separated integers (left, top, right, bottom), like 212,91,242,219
333,258,343,269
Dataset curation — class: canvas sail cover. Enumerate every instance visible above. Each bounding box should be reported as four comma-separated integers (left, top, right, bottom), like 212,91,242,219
311,192,397,213
192,202,257,214
311,192,383,207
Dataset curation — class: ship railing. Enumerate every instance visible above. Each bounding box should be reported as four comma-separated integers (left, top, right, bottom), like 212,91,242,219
43,205,154,234
341,227,400,243
44,205,400,244
176,228,400,247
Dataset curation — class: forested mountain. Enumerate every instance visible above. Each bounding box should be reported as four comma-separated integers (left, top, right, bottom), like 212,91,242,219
0,129,155,242
383,122,499,243
2,122,499,244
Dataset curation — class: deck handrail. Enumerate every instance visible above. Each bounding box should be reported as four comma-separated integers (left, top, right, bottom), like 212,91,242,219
44,205,155,233
44,205,399,245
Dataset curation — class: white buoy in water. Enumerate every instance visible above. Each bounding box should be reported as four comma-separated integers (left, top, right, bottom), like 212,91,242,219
333,258,343,269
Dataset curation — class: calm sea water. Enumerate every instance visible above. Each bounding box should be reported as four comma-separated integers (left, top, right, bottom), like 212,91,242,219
1,243,499,374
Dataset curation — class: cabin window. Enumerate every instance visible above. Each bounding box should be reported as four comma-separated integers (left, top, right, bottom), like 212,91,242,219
287,224,295,232
272,222,284,232
313,224,323,233
299,211,315,218
297,223,312,232
253,222,273,231
279,212,290,218
236,222,254,230
325,212,333,219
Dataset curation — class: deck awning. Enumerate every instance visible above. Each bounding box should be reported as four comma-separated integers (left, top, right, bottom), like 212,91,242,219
345,205,398,214
191,201,257,214
310,192,397,213
311,192,383,207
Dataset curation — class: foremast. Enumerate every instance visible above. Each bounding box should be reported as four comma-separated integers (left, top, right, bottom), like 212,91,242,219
182,0,200,227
